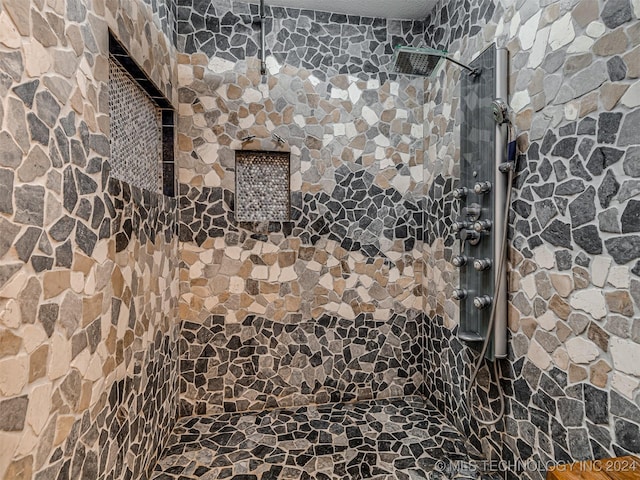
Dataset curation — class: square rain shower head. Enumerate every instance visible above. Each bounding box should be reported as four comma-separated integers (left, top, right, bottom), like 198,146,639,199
392,45,448,78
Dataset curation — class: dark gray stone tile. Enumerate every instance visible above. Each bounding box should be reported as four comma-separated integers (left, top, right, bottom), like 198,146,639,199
573,225,602,254
623,147,640,177
586,147,624,176
618,110,640,147
27,112,50,146
14,184,45,226
598,170,620,208
35,90,61,128
599,208,621,233
568,186,596,227
0,396,29,431
614,419,640,453
621,200,640,233
597,112,623,144
0,168,15,214
0,218,20,259
605,235,640,264
0,264,22,289
601,0,633,28
15,226,42,262
12,80,40,108
0,131,23,168
541,219,572,248
75,222,98,256
50,216,76,242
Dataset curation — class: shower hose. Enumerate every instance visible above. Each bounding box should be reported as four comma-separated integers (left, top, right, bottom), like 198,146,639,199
465,150,516,427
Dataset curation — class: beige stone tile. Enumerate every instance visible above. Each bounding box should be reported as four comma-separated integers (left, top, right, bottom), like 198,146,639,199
82,293,103,327
47,333,71,380
0,330,22,358
0,432,21,477
3,454,32,480
605,290,635,317
590,359,612,388
565,336,599,364
42,271,70,299
568,363,588,383
612,371,640,400
549,274,573,298
26,383,52,435
0,355,28,395
593,27,629,56
28,344,48,382
3,0,30,35
20,325,46,354
23,40,51,77
601,83,630,110
527,339,551,370
0,11,22,48
53,415,75,447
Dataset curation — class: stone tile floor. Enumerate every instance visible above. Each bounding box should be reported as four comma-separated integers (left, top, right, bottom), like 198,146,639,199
151,397,499,479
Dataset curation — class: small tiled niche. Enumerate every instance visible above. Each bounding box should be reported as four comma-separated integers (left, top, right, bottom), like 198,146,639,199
108,31,176,197
235,150,291,222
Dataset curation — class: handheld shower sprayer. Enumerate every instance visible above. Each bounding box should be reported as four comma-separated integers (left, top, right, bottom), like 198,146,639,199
492,99,517,163
491,99,510,125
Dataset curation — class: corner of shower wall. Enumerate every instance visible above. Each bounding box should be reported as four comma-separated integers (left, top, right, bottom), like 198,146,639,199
0,0,181,478
174,0,427,415
422,0,640,476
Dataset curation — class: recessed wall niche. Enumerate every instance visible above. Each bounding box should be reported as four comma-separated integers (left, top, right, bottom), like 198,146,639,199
235,150,291,222
108,31,175,197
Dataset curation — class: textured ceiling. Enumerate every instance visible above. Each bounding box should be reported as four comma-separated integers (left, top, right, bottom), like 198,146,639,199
260,0,437,19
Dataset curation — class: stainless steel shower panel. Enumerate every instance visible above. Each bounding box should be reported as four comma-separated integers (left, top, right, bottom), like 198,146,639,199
493,47,508,358
455,45,509,360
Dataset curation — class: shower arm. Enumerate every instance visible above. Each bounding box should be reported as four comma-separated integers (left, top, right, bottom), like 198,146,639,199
260,0,266,75
444,56,479,76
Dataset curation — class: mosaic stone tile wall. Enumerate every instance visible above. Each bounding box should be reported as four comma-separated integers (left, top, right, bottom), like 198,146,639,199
176,0,426,413
179,311,423,415
422,0,640,477
176,0,425,80
143,0,178,47
0,0,181,478
109,60,162,193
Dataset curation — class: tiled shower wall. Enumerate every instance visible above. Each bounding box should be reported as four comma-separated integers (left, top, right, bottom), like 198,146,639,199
422,0,640,476
0,0,180,478
176,0,426,414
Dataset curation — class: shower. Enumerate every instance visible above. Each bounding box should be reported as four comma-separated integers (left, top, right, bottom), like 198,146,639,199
394,43,515,426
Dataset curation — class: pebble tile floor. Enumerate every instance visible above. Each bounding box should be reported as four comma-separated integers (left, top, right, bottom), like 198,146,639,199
151,397,498,480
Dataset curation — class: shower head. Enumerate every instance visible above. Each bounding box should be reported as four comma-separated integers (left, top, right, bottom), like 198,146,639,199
392,46,479,78
393,46,446,77
491,99,512,125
